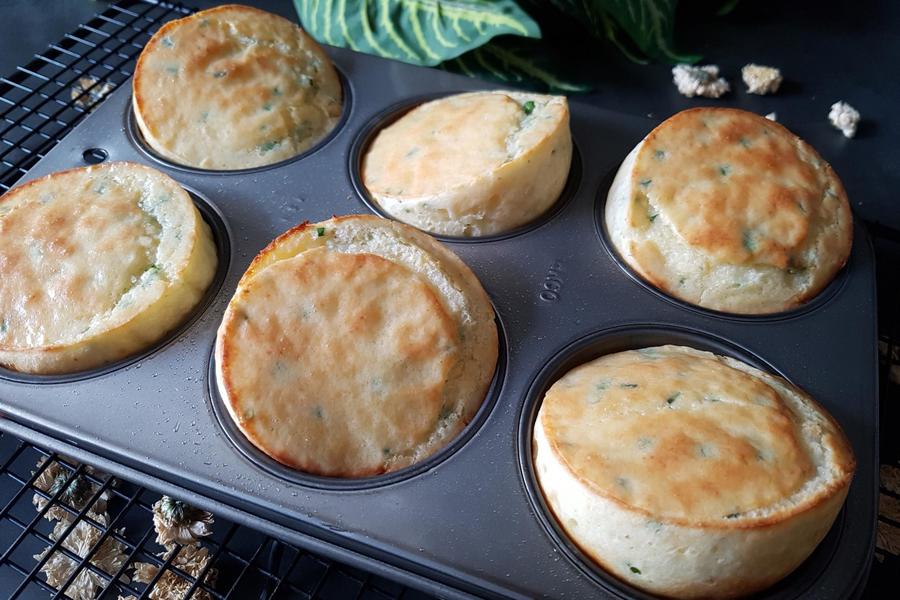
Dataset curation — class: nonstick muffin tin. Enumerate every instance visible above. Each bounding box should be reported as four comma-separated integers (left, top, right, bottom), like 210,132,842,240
0,47,877,599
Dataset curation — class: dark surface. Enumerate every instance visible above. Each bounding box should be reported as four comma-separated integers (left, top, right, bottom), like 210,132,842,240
0,2,897,597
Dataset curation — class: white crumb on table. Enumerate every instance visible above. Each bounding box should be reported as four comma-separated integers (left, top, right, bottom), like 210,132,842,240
672,64,730,98
829,101,860,138
742,64,783,95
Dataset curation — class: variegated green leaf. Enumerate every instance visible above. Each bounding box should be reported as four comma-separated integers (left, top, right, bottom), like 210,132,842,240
443,37,592,93
293,0,541,67
533,0,700,63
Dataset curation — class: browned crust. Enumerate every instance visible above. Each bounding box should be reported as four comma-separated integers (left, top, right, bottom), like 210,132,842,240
217,214,498,477
132,4,341,150
633,107,853,311
0,161,199,357
537,364,855,531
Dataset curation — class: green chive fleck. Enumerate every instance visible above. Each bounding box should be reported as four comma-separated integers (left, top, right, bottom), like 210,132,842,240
589,380,611,404
273,86,282,96
666,392,681,406
648,212,658,223
161,36,174,48
719,164,732,176
654,149,666,160
257,140,280,154
0,319,7,335
165,65,179,75
725,512,741,519
629,566,642,574
522,100,535,115
262,102,273,111
620,383,638,389
738,137,751,148
639,178,652,188
742,230,757,253
313,406,324,419
212,70,227,78
316,226,325,237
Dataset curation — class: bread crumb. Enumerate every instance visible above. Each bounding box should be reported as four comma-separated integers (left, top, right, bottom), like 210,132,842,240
672,65,730,98
742,64,782,95
765,112,777,121
828,101,860,138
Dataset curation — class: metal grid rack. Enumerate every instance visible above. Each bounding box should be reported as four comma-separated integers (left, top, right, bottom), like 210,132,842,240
0,1,427,598
0,0,895,598
0,432,425,599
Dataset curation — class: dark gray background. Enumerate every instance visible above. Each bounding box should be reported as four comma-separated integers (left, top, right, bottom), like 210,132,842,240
0,0,896,228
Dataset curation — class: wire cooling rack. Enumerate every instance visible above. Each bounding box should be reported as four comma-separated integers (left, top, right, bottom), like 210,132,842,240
0,0,896,598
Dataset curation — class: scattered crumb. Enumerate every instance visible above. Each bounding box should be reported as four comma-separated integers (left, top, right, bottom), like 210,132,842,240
829,101,860,138
672,64,730,98
765,112,777,121
742,64,783,95
71,76,114,110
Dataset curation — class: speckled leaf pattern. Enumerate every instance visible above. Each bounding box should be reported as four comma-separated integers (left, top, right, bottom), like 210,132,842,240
544,0,699,62
293,0,541,67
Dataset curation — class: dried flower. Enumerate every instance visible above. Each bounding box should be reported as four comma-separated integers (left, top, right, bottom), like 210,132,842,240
132,543,216,600
70,76,114,110
32,458,108,523
672,64,730,99
151,496,214,549
828,101,860,139
741,64,783,95
33,514,129,600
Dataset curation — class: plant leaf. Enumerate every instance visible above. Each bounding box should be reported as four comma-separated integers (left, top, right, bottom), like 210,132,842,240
293,0,541,67
541,0,700,63
442,37,592,93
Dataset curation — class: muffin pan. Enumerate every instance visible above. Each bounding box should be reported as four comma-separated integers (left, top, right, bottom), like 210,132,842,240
0,47,876,599
348,94,584,244
0,188,231,385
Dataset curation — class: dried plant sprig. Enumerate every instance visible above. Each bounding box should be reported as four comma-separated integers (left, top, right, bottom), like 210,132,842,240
132,543,216,600
32,458,109,523
152,496,214,549
33,514,129,600
70,76,114,110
